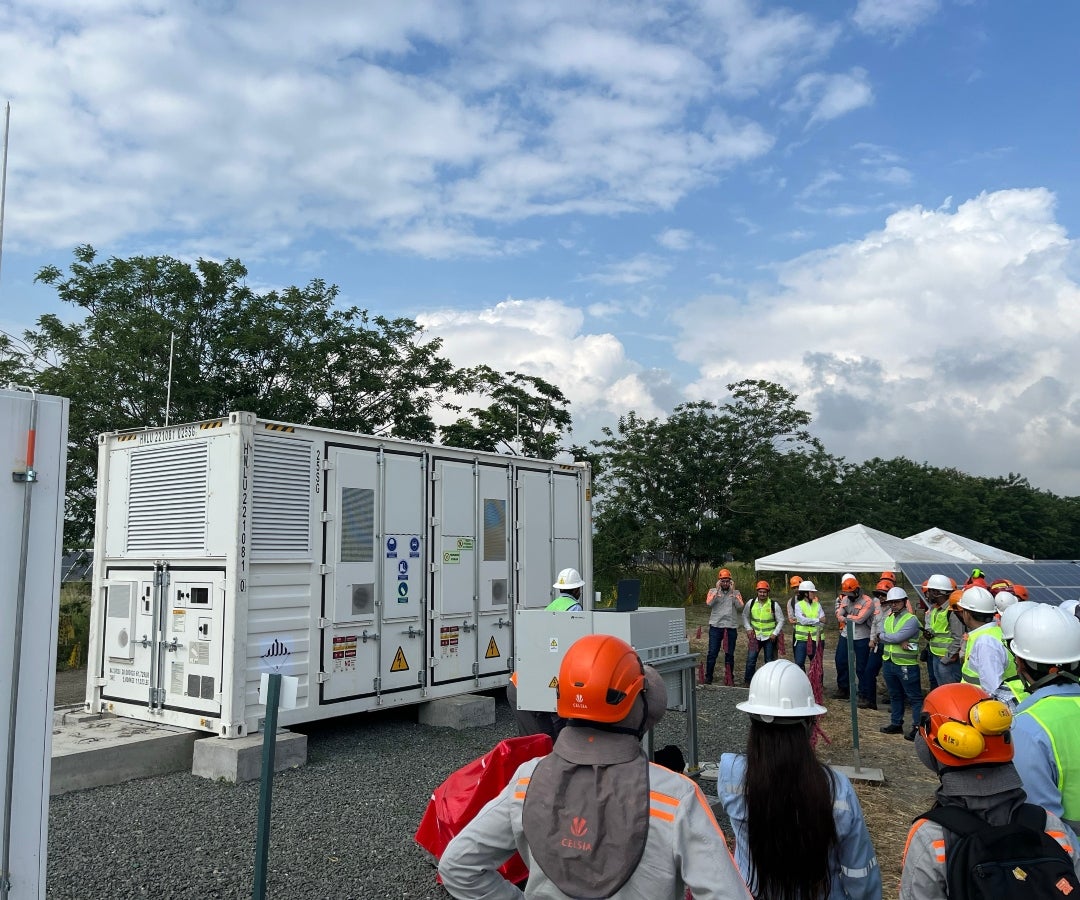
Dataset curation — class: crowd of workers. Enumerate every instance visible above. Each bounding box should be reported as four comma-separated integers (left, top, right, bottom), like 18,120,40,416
432,565,1080,899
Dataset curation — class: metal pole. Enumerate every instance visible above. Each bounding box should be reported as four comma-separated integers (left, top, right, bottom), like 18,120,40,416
2,385,38,899
164,332,175,427
253,673,281,900
0,102,11,287
846,619,862,772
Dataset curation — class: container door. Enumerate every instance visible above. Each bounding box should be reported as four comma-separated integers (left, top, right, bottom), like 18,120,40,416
323,447,381,700
475,464,513,678
99,566,225,716
99,569,156,705
166,572,227,715
377,451,425,693
430,459,479,685
516,467,587,610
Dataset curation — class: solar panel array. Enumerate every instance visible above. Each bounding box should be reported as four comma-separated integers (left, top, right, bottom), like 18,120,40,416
898,561,1080,606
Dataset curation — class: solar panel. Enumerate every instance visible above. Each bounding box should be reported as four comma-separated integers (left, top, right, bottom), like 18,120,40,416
898,561,1080,607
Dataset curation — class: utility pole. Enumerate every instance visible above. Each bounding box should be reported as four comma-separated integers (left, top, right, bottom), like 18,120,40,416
0,101,11,288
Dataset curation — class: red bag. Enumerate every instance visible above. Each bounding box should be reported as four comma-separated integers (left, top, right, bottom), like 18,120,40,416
415,733,553,885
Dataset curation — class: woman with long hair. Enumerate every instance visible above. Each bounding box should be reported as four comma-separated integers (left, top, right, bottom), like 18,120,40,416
719,659,880,900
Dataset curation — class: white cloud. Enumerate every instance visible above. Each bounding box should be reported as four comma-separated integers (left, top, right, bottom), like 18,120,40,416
656,228,694,250
417,297,668,442
784,68,874,126
853,0,940,38
672,188,1080,494
585,254,672,286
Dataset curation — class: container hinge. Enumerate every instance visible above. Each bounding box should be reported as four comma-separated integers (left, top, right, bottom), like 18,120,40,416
417,669,426,686
471,661,480,677
317,617,330,629
322,458,333,470
429,657,439,668
373,675,382,693
319,564,332,575
317,671,330,683
320,511,332,522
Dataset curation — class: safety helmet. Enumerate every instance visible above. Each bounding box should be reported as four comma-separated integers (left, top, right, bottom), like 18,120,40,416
1010,603,1080,666
873,579,891,596
556,634,645,723
927,574,953,592
998,602,1031,642
841,576,860,592
959,586,996,614
989,578,1013,596
755,580,770,591
881,571,896,581
1012,583,1029,601
886,586,908,605
789,575,803,588
718,568,732,579
919,683,1013,767
842,573,856,583
994,591,1018,614
553,567,585,591
798,580,817,593
948,589,963,608
736,659,826,723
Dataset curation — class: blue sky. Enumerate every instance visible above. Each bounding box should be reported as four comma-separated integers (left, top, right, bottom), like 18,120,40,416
3,0,1080,493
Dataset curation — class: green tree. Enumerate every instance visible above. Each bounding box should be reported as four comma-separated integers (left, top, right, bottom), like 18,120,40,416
0,330,32,384
591,380,819,599
439,365,572,459
28,245,467,545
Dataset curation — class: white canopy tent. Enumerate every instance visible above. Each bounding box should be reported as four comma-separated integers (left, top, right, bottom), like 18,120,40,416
904,527,1030,564
755,523,970,574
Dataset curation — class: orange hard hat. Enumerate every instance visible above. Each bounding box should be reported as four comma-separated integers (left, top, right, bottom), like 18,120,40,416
841,577,859,592
988,579,1013,595
880,571,896,581
718,568,732,579
789,575,803,588
949,577,958,590
948,589,963,608
1012,583,1029,601
756,580,770,591
556,634,645,723
873,580,891,595
918,683,1013,767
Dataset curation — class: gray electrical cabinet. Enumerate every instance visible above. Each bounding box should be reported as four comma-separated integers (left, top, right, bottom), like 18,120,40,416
1,388,68,899
86,413,592,737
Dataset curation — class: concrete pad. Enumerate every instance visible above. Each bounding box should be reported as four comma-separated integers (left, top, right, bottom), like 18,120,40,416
418,694,496,730
51,714,200,795
191,730,307,783
832,764,886,783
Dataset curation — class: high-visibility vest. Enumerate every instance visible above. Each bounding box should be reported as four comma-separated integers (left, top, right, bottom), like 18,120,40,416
547,594,580,611
793,599,822,641
1002,675,1029,705
1022,694,1080,827
882,612,920,666
961,622,1016,686
927,605,953,658
749,599,777,637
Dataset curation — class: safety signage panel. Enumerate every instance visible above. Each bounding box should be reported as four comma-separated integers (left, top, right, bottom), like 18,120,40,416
390,646,409,672
485,636,500,659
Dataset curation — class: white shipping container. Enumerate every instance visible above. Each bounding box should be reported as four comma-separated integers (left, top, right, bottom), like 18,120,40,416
86,413,591,737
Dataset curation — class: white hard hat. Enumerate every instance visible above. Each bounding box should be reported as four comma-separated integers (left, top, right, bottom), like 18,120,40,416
842,573,856,583
1010,603,1080,665
553,567,585,591
927,574,953,592
886,586,908,603
798,580,817,593
994,591,1018,614
959,586,996,614
998,601,1032,641
736,659,827,722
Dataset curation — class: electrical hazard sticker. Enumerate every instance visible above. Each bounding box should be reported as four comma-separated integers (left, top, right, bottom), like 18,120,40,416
485,636,500,659
548,676,559,689
390,647,410,672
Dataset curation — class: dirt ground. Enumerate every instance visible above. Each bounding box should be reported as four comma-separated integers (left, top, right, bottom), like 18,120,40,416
685,602,937,895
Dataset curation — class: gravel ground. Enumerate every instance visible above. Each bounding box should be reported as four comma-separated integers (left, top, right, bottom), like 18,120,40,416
46,685,750,900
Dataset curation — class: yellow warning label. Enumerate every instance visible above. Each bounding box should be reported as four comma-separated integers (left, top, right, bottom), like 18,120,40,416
390,647,410,672
548,676,559,689
485,636,500,659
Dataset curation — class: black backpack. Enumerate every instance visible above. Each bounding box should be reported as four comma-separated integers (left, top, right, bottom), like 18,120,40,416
919,803,1080,899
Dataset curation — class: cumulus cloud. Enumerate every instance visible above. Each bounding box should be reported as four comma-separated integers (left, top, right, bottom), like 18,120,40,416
784,68,874,126
656,228,694,250
853,0,940,38
673,188,1080,494
417,297,669,442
